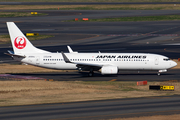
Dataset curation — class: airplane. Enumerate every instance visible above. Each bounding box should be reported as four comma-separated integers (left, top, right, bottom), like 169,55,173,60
5,22,177,76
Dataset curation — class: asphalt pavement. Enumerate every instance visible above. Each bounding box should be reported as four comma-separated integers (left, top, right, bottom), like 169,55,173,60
0,8,180,120
1,95,180,120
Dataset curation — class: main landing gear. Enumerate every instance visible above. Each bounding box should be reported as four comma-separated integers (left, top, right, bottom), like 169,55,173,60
88,71,94,77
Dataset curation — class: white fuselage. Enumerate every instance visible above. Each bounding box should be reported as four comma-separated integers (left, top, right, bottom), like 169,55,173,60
14,53,177,71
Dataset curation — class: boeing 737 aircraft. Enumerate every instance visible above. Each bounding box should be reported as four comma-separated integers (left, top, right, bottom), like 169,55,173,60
5,22,177,76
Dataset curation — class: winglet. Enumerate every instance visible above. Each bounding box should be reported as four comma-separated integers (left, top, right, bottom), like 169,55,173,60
67,46,78,53
61,52,72,63
67,46,73,53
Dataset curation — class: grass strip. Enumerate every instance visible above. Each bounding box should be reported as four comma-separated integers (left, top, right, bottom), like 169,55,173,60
0,4,180,10
27,35,54,41
49,4,180,10
0,80,179,106
65,15,180,22
0,35,54,44
0,12,47,17
46,4,180,10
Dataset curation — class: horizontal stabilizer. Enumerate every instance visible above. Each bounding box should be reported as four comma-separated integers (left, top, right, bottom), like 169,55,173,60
4,50,25,58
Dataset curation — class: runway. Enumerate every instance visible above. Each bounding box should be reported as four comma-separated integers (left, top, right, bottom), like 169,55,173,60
0,6,180,119
1,95,180,120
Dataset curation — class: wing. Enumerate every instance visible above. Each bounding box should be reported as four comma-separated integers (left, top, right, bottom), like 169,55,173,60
61,52,110,71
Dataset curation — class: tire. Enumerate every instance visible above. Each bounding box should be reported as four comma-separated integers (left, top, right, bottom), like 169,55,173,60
88,72,94,77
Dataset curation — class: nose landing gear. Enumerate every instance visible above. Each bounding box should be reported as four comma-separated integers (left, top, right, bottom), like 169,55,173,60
157,69,167,76
157,72,161,76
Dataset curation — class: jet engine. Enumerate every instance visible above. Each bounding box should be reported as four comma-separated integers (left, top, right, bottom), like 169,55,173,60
101,66,118,74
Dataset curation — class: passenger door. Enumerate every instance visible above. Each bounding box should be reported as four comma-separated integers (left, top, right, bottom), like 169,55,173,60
155,56,159,65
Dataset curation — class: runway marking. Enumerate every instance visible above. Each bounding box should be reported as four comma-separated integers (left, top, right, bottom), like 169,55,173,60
108,34,178,37
147,26,180,34
164,48,180,53
74,34,100,41
0,74,45,80
158,35,180,44
54,109,180,120
110,79,117,82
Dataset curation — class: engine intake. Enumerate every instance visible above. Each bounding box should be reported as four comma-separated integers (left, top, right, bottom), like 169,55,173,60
101,66,118,74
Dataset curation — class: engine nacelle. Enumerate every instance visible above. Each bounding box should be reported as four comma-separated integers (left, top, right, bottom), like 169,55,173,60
101,66,118,75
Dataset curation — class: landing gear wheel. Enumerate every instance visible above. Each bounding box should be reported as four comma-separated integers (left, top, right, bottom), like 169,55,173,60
88,71,94,77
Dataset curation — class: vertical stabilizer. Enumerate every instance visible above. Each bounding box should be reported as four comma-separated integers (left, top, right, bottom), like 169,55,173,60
6,22,50,54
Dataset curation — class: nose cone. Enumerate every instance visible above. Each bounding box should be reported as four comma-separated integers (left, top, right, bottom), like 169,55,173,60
171,61,177,68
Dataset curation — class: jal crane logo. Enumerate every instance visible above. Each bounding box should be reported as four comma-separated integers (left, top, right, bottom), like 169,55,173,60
14,36,26,49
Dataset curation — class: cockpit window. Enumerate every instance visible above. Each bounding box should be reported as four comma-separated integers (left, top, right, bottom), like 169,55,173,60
163,58,170,61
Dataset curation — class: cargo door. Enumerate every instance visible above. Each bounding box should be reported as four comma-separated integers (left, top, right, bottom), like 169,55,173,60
36,56,40,65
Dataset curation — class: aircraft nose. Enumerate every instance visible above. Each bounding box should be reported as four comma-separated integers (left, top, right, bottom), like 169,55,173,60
171,61,177,68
